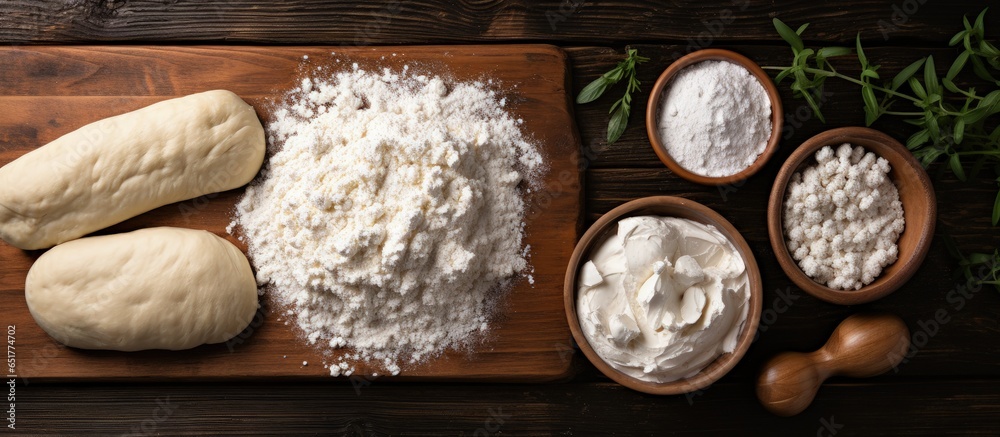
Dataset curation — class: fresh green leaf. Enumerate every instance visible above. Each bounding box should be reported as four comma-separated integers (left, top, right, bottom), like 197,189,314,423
982,41,1000,59
947,51,970,80
576,78,610,104
606,68,626,83
856,34,868,67
607,104,629,144
794,48,816,68
915,146,944,167
864,107,878,126
924,55,940,96
994,188,1000,226
950,154,967,181
774,66,796,83
963,106,990,124
774,18,805,52
861,69,881,80
803,67,836,77
796,23,810,35
950,30,968,46
801,86,826,123
892,58,926,91
971,55,998,82
926,113,941,141
975,8,989,34
907,129,930,149
954,118,966,144
962,90,1000,123
862,85,879,124
942,77,962,93
981,89,1000,110
968,252,994,265
909,77,928,99
817,47,853,59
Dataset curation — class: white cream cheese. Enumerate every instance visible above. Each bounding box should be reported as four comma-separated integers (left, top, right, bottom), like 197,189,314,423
576,216,750,383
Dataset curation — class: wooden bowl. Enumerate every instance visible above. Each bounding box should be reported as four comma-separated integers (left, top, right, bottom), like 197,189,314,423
564,196,763,394
645,49,783,186
767,127,936,305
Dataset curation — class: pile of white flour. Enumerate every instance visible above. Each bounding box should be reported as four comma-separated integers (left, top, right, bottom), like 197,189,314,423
657,60,772,177
232,64,543,376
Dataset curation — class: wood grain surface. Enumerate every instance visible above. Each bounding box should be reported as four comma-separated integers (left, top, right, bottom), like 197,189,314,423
0,45,582,381
15,380,1000,435
1,0,997,45
2,0,1000,435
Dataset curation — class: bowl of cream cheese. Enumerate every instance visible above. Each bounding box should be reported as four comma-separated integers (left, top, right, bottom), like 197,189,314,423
564,196,762,394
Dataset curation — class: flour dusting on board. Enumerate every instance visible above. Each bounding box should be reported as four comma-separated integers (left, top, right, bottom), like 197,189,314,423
231,61,544,376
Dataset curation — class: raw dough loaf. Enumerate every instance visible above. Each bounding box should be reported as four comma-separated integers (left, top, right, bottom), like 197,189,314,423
24,227,258,351
0,90,265,250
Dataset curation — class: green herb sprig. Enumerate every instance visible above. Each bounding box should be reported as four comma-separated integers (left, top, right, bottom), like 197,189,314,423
576,48,649,144
768,9,1000,226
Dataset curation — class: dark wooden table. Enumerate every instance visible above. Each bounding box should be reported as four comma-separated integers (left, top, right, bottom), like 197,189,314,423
3,1,999,435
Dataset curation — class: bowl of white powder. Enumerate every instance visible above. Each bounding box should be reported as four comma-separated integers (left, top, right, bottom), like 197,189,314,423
646,49,783,185
767,127,936,305
564,196,763,394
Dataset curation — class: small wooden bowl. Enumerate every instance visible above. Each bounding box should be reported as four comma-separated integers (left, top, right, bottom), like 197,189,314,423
564,196,763,394
767,127,936,305
646,49,783,186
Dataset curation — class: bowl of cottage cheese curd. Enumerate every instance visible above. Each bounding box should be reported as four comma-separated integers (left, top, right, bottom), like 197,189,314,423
564,196,762,394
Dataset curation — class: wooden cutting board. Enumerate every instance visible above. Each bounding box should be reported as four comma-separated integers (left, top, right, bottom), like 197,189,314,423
0,45,582,382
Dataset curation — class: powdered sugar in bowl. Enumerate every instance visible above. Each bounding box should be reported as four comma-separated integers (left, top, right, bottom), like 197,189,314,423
646,49,783,185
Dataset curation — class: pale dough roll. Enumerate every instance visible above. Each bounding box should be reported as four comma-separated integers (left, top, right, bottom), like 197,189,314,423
24,227,258,351
0,90,265,250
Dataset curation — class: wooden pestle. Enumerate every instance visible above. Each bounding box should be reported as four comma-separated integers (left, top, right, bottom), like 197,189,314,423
756,313,911,417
